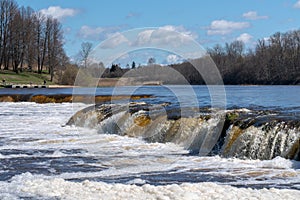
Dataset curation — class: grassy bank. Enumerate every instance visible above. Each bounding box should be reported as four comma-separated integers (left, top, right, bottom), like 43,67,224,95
0,70,52,87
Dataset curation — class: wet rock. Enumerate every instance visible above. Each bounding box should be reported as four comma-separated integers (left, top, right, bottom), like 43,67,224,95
0,96,14,102
67,103,300,161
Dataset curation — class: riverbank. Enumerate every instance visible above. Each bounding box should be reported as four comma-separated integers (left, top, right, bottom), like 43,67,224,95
1,84,77,89
0,94,153,103
0,70,51,86
0,70,78,88
48,85,76,88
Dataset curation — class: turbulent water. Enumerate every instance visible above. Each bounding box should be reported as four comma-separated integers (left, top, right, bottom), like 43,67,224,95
67,102,300,160
0,86,300,199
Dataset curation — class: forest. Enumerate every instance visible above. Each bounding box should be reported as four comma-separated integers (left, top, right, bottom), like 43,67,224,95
0,0,299,85
0,0,69,82
207,31,300,85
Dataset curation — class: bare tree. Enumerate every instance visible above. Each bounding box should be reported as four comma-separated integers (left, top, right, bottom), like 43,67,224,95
0,0,18,70
32,12,46,73
80,42,92,68
10,5,22,73
46,17,64,81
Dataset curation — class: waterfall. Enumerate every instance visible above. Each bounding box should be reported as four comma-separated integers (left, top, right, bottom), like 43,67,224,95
221,121,300,160
67,103,300,161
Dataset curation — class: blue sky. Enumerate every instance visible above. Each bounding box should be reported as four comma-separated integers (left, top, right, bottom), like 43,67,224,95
15,0,300,64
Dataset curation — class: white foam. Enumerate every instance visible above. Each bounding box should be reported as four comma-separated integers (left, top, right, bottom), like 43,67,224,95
258,156,294,169
226,108,251,112
1,173,299,200
127,178,147,185
1,102,299,198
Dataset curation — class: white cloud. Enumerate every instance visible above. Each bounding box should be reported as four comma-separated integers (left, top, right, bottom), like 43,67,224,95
39,6,78,21
160,25,197,39
135,29,155,46
237,33,253,43
77,25,121,41
134,25,197,47
100,32,130,49
80,25,197,48
207,20,250,35
294,0,300,8
243,11,268,20
91,26,203,63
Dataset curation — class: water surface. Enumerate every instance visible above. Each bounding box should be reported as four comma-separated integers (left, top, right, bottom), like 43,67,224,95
0,86,299,199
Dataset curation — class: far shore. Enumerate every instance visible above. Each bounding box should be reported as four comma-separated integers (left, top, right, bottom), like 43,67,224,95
1,84,299,89
0,93,154,103
0,84,78,89
48,85,78,88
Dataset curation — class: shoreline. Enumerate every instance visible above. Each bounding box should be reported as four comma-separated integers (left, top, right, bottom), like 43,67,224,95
0,93,154,103
48,85,78,88
1,83,299,89
0,84,76,89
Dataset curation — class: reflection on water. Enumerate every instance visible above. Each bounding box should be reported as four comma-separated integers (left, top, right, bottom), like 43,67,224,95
0,85,299,111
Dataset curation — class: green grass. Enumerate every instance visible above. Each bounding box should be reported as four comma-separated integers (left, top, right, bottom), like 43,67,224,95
0,70,52,87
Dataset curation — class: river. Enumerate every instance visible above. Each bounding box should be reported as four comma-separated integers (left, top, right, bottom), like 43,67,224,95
0,85,299,199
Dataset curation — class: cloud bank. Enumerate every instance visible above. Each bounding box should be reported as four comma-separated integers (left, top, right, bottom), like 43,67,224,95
207,20,250,35
77,25,122,41
39,6,78,21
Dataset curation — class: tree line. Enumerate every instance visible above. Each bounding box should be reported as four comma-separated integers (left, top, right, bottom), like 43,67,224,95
208,30,300,84
0,0,68,81
95,29,300,85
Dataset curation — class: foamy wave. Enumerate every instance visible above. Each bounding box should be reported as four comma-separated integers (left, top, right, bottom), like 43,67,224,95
2,173,299,200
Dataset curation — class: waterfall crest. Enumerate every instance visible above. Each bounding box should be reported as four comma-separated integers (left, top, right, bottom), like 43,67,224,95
67,103,300,160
